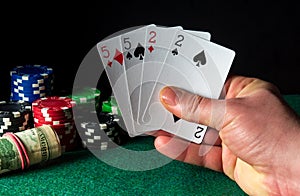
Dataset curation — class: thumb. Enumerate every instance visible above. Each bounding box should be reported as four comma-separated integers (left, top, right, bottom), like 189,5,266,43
160,86,226,130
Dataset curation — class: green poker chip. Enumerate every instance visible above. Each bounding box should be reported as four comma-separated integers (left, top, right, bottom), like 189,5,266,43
102,97,120,115
68,87,100,104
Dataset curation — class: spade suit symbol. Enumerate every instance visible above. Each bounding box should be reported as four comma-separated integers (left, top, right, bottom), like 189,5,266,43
173,114,180,123
171,48,178,56
134,43,145,60
126,52,133,60
193,50,206,67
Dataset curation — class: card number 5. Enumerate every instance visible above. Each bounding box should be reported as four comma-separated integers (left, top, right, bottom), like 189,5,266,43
100,46,110,58
123,37,131,50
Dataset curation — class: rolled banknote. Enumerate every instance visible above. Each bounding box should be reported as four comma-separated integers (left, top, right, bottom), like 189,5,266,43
0,125,61,174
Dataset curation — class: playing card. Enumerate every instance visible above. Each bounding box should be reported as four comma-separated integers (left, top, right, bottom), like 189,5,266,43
140,29,235,143
96,36,136,136
133,25,183,127
120,24,155,124
138,26,212,125
184,30,211,41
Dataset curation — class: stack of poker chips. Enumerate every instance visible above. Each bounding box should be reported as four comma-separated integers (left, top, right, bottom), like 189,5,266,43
0,101,33,136
32,96,77,152
70,87,130,150
79,112,130,150
10,65,54,103
0,125,61,175
70,87,102,148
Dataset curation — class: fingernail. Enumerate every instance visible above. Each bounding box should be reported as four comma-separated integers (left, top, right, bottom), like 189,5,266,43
160,87,178,106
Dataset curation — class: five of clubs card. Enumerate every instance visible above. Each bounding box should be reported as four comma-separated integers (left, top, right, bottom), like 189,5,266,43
97,24,235,144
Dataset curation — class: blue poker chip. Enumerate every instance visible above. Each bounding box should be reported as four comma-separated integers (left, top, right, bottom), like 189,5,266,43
11,93,45,103
11,81,46,89
11,91,46,97
11,87,46,95
11,75,45,84
10,65,53,80
10,65,54,103
11,73,54,84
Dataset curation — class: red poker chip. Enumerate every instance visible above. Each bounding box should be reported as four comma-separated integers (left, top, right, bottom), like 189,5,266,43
58,131,77,141
34,121,74,128
33,112,73,121
50,122,75,130
32,123,73,134
32,107,73,118
34,117,73,126
32,96,76,113
34,122,74,129
55,129,75,136
52,126,76,136
33,107,73,116
61,142,78,152
58,132,78,152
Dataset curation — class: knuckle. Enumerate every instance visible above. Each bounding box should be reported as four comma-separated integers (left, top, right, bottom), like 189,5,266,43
189,95,204,113
182,94,207,122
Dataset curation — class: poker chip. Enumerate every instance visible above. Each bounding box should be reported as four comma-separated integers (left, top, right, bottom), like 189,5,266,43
101,95,120,115
67,87,130,150
77,111,130,150
0,101,33,135
33,112,73,121
32,107,73,118
32,96,76,114
34,117,71,125
68,87,100,105
32,96,78,152
102,101,120,115
10,65,54,103
80,121,113,150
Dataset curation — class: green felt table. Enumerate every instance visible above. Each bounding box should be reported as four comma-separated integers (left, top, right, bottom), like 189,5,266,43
0,95,299,196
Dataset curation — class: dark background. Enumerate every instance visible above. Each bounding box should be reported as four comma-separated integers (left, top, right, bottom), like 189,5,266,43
1,1,299,101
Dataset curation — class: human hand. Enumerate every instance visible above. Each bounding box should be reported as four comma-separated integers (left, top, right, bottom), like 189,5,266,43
154,75,300,195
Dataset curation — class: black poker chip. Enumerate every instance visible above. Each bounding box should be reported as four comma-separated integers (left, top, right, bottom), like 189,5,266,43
80,121,115,150
70,87,131,150
0,101,33,136
0,101,31,118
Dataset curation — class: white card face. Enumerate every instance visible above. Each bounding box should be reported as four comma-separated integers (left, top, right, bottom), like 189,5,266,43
120,24,155,123
96,36,136,136
138,28,213,125
135,26,183,127
184,30,211,41
140,29,235,143
142,62,209,143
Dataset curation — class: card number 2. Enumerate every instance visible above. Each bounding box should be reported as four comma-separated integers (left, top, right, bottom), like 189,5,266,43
148,31,156,43
175,35,184,47
194,126,204,139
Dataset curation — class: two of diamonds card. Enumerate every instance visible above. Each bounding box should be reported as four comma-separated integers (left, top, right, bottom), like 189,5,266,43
97,24,235,144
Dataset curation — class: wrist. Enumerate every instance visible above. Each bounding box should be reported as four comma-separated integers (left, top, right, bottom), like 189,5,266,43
266,121,300,195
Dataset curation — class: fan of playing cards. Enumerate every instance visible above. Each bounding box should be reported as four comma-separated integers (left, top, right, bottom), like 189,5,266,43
97,24,235,144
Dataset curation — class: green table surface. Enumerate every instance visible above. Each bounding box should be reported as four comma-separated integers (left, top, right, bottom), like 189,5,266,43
0,95,299,196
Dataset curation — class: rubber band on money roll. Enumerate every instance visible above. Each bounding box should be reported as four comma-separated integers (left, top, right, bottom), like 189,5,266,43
3,132,26,170
9,132,30,168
